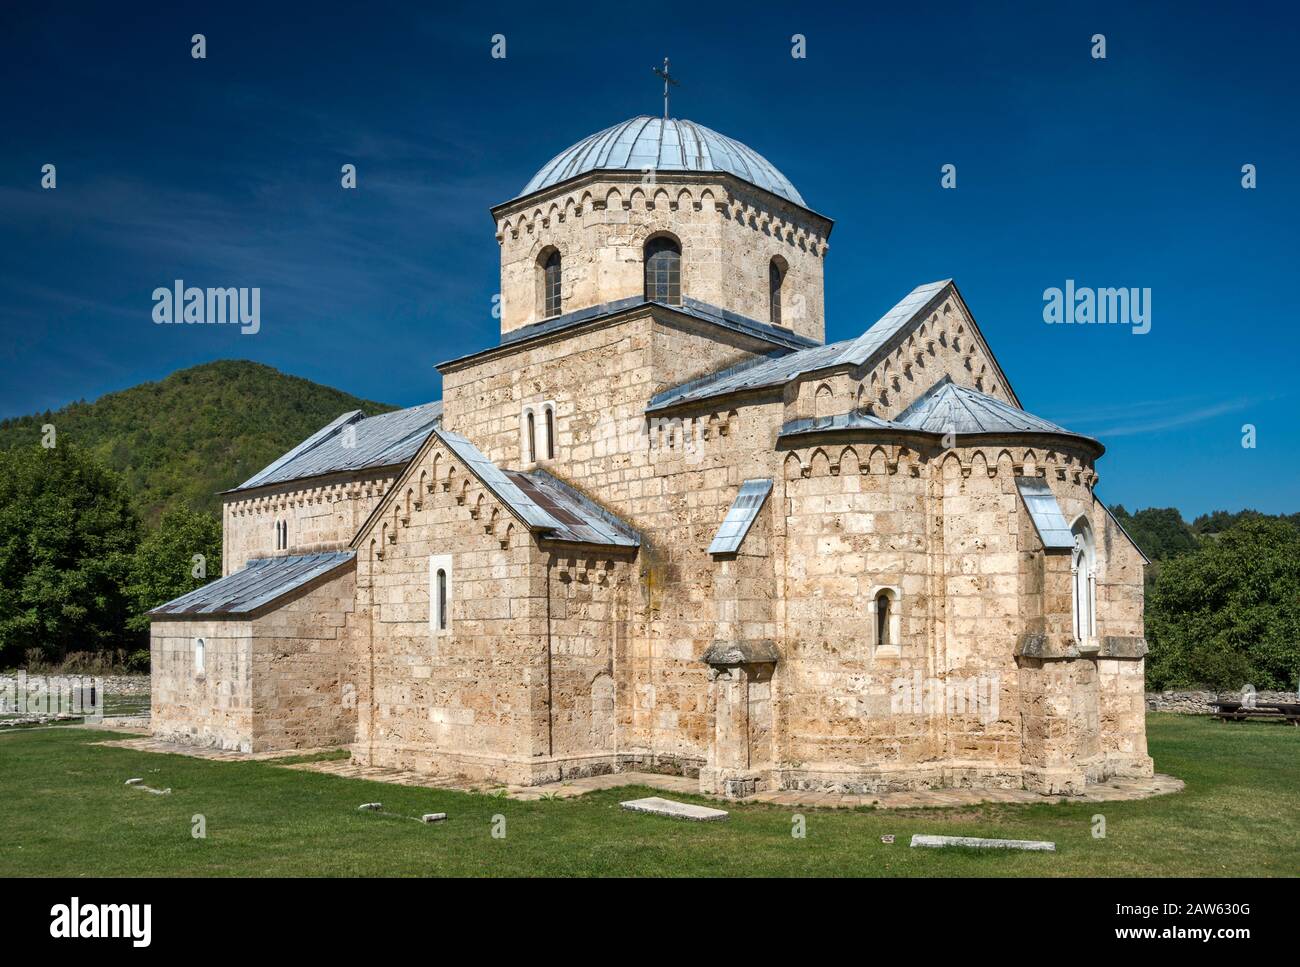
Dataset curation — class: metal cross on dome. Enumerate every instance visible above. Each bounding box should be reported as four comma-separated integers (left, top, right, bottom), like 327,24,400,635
652,58,679,120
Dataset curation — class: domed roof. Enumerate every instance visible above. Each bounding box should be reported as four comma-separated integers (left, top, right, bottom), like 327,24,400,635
518,116,806,207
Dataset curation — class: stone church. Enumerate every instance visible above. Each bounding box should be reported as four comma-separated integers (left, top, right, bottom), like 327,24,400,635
150,115,1153,797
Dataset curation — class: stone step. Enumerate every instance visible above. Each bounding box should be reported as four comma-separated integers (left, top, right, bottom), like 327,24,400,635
620,796,728,822
910,834,1055,851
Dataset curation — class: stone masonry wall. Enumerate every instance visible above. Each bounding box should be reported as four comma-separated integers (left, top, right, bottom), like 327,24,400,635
250,566,358,751
495,174,829,343
151,618,254,751
350,435,551,784
223,468,398,575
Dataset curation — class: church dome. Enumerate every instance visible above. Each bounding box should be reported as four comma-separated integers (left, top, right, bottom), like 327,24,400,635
518,116,807,207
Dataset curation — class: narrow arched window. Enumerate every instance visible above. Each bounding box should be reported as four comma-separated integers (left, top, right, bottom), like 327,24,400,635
194,637,206,675
436,569,447,631
876,592,892,648
644,236,681,305
769,258,785,326
542,249,562,318
1071,518,1097,642
544,405,555,459
526,410,537,462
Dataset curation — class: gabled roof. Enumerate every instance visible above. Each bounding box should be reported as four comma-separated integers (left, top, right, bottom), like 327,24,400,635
833,279,952,367
231,401,444,493
647,280,959,413
434,426,557,529
708,479,772,555
149,552,355,618
363,424,641,550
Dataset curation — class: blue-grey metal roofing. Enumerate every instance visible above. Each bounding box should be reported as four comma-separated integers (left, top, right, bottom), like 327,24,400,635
894,376,1091,440
432,426,640,547
149,552,355,617
776,410,901,437
433,426,556,530
504,470,641,547
647,281,952,412
708,479,773,555
233,401,444,492
1014,478,1075,550
519,116,807,208
779,377,1098,448
437,296,816,374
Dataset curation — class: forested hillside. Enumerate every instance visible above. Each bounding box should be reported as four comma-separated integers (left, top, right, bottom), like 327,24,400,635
0,360,396,522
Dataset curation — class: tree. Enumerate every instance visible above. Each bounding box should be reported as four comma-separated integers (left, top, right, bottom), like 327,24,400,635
126,508,222,633
1146,518,1300,691
0,445,140,665
1109,505,1198,561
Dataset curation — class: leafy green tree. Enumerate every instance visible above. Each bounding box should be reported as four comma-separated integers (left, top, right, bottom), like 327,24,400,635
126,508,222,633
0,445,140,665
1191,509,1263,536
1146,519,1300,690
1110,505,1198,561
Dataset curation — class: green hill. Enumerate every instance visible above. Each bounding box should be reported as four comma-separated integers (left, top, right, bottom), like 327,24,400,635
0,360,396,522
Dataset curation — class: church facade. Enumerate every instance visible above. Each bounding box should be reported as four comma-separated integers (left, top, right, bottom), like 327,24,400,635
150,116,1153,797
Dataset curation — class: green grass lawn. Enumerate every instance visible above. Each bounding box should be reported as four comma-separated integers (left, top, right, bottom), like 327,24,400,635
0,714,1294,876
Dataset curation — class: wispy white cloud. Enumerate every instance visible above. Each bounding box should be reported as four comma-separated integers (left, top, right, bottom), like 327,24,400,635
1080,396,1273,438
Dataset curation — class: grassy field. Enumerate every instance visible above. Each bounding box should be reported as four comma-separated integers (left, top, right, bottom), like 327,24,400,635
0,713,1294,877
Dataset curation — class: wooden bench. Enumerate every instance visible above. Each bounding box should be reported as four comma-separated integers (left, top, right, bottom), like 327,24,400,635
1212,700,1300,725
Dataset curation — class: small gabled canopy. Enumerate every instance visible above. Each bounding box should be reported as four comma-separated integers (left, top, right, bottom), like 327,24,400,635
149,552,355,619
232,401,443,493
1015,477,1075,550
708,479,773,555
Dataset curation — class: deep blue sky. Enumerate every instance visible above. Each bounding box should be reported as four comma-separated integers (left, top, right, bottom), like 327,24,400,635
2,1,1296,517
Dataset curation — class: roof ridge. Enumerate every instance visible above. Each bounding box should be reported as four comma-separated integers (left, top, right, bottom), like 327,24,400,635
892,375,954,424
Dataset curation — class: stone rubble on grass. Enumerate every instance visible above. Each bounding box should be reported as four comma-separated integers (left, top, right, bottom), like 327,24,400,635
909,834,1055,851
420,813,447,823
619,796,728,822
125,779,170,795
358,802,382,811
